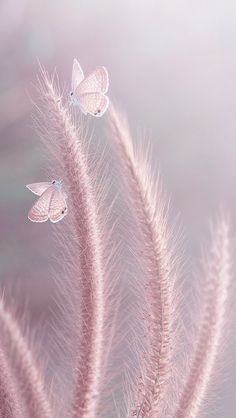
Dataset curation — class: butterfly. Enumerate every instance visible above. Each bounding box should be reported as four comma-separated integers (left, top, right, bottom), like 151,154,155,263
26,180,68,223
70,58,109,117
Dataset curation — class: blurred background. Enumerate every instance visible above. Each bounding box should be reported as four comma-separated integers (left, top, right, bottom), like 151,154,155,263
0,0,236,416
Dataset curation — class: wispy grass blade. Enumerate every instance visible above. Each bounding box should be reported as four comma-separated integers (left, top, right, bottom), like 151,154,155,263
0,299,53,418
172,218,231,418
35,69,108,418
108,104,177,417
0,346,23,418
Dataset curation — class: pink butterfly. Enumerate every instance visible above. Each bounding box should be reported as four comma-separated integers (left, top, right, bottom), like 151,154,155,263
26,180,68,223
70,59,109,117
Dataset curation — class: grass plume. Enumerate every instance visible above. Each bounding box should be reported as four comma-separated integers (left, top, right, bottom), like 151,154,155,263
0,346,23,418
109,103,177,417
172,218,231,418
35,69,108,418
0,299,53,418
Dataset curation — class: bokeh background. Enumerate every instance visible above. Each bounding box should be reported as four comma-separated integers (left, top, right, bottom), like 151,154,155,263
0,0,236,416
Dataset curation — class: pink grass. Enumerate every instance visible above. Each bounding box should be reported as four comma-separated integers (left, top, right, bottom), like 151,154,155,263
0,347,22,418
0,67,234,418
172,218,231,418
36,71,107,418
109,104,177,417
0,299,53,418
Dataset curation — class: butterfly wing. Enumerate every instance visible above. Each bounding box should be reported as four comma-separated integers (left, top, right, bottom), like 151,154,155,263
79,93,109,117
49,190,67,223
71,59,84,92
28,186,54,222
26,182,52,196
76,67,109,95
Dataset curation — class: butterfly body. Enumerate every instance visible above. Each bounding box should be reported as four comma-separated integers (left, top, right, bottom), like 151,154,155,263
70,91,81,108
26,180,68,223
70,59,109,117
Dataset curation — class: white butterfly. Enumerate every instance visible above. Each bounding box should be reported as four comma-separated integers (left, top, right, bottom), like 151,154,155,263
26,180,68,223
70,59,109,117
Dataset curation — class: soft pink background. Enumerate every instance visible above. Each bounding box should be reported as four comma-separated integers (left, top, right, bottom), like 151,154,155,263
0,0,235,416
